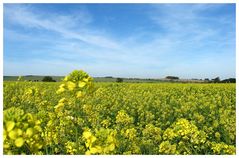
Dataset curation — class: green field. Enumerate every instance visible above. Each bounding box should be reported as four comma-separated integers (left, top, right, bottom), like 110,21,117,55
3,75,167,83
4,75,208,83
4,76,64,82
3,70,236,155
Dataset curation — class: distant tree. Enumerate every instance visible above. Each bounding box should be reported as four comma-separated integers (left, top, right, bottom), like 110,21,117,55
166,76,179,80
42,76,56,82
221,78,236,83
228,78,236,83
116,78,123,83
204,78,209,81
213,77,220,83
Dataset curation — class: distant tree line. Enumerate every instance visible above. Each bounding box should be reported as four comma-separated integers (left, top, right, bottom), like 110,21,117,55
35,75,236,83
29,80,39,82
220,78,236,83
164,76,235,83
165,76,179,80
209,77,235,83
203,77,235,83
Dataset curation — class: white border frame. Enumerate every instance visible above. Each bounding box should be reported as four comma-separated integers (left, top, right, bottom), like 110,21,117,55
0,0,238,158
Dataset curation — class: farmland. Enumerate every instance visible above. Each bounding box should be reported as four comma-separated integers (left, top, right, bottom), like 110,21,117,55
3,75,206,83
3,70,236,155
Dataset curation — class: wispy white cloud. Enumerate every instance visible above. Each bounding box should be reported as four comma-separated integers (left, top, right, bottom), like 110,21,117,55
149,4,234,42
4,5,120,49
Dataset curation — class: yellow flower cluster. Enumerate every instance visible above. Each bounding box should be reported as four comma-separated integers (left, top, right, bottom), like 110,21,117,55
82,128,116,155
65,141,77,154
210,142,235,154
159,141,177,154
3,107,43,154
116,110,134,125
56,70,93,97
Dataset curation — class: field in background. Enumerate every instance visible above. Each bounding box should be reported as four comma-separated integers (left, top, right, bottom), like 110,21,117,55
3,72,236,155
4,75,207,83
4,76,64,82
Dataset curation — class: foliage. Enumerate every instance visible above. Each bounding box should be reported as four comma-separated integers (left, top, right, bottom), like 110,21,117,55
3,70,236,155
42,76,56,82
165,76,179,80
212,77,220,83
116,78,123,83
221,78,236,83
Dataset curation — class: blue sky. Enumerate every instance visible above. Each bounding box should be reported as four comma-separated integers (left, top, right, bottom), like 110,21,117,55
4,4,235,79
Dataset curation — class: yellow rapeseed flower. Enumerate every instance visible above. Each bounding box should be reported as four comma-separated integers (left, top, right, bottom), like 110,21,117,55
6,121,15,132
79,81,86,88
15,137,24,148
76,91,83,98
67,81,76,91
83,131,92,139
